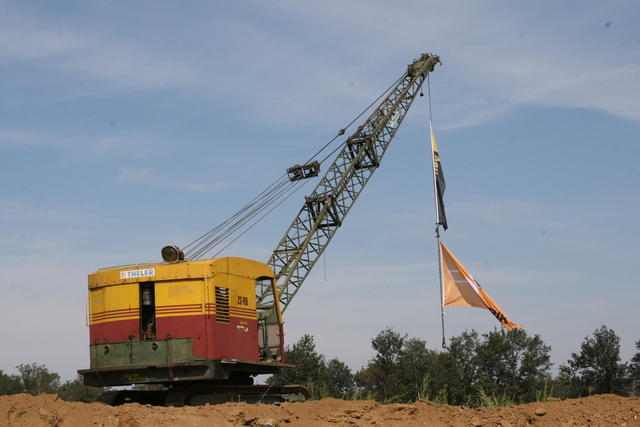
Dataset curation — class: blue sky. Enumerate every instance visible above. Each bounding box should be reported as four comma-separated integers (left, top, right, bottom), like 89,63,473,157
1,1,639,382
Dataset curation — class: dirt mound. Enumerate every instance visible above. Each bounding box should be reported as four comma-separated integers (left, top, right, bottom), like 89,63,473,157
1,393,639,426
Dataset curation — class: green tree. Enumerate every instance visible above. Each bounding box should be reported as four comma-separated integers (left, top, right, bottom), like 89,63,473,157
473,328,552,403
355,329,451,403
559,325,628,397
0,369,23,396
269,334,325,387
16,363,61,396
354,328,406,402
355,328,553,405
58,375,106,403
630,340,640,396
268,334,355,399
396,337,441,402
446,330,481,405
324,357,355,398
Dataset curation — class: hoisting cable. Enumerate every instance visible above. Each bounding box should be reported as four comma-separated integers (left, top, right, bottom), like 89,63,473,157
182,176,290,255
184,177,301,260
428,73,433,123
209,178,311,259
181,75,405,261
436,227,447,349
306,75,405,166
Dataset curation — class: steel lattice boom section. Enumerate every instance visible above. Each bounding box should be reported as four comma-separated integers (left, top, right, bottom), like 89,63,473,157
259,53,440,315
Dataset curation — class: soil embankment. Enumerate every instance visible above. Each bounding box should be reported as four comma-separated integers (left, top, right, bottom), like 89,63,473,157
1,393,639,426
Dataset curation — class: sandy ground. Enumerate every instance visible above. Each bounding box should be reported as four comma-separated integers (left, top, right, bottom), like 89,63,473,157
1,393,639,426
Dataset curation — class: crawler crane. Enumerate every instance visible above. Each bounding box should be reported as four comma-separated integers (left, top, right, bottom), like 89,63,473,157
79,53,441,405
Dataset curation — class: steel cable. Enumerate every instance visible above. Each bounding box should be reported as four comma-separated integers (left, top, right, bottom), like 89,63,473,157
181,77,402,260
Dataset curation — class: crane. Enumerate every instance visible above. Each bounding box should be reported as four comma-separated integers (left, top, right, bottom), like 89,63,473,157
79,53,440,406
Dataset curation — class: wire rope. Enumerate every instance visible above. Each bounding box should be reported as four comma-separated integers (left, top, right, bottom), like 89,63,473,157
181,75,404,261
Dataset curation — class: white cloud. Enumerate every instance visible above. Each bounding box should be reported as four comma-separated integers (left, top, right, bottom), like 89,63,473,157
3,1,638,128
0,129,70,149
117,168,227,193
0,200,89,224
266,1,640,126
0,7,198,101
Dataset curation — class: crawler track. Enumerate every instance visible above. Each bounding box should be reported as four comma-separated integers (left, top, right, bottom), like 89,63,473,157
98,384,311,406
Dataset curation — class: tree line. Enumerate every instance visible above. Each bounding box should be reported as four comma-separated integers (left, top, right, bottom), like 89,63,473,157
268,325,640,405
2,325,639,406
0,364,104,402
